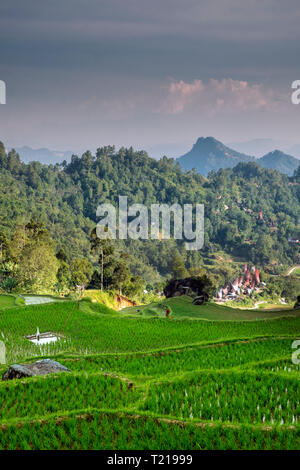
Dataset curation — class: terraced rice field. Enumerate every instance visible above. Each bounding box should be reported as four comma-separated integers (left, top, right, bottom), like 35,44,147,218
0,296,299,449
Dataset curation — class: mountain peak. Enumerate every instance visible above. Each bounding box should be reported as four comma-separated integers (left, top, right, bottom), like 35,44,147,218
194,136,224,149
257,149,300,175
177,136,254,176
195,136,218,144
268,149,284,156
177,137,300,176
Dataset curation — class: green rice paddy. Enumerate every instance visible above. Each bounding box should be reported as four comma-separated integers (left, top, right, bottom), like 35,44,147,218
0,295,299,449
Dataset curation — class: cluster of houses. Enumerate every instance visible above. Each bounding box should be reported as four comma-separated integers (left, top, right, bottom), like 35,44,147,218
217,264,266,301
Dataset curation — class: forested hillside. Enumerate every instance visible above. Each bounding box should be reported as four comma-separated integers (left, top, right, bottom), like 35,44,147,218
0,141,300,282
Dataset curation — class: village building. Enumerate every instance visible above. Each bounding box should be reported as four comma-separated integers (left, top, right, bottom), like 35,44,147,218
217,264,264,301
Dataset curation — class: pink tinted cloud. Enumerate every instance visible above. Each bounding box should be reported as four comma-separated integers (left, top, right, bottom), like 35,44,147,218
164,79,204,114
162,78,278,115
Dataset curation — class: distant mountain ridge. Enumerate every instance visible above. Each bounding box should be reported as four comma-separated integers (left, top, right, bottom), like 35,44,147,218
8,146,73,165
227,138,277,157
177,137,255,176
258,150,300,175
6,139,300,176
177,137,300,176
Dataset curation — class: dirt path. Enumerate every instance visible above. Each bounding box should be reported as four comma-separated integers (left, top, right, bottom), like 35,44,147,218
286,265,300,276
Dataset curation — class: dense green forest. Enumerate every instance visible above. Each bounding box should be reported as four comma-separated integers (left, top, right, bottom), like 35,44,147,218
0,141,300,294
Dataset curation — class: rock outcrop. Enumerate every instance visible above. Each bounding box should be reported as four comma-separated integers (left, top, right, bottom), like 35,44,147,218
192,294,209,305
294,295,300,310
2,359,70,380
164,277,209,303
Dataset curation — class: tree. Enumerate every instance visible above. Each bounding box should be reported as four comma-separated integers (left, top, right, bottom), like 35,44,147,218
0,261,19,292
0,277,18,293
0,141,6,166
10,225,28,262
0,231,11,261
90,228,115,290
281,276,300,303
10,220,52,262
18,241,58,293
253,234,275,264
56,260,72,293
25,219,50,243
196,274,217,297
123,275,146,299
110,254,131,295
70,258,93,288
170,251,189,279
6,149,21,174
189,266,206,277
56,248,68,262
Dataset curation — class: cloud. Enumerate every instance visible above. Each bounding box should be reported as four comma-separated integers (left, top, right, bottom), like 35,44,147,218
162,78,281,115
165,80,204,114
0,1,299,149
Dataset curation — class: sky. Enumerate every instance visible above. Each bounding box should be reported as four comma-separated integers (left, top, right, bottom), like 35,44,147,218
1,0,300,158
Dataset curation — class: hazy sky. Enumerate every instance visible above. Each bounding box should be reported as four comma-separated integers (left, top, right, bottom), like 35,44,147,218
1,0,300,157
